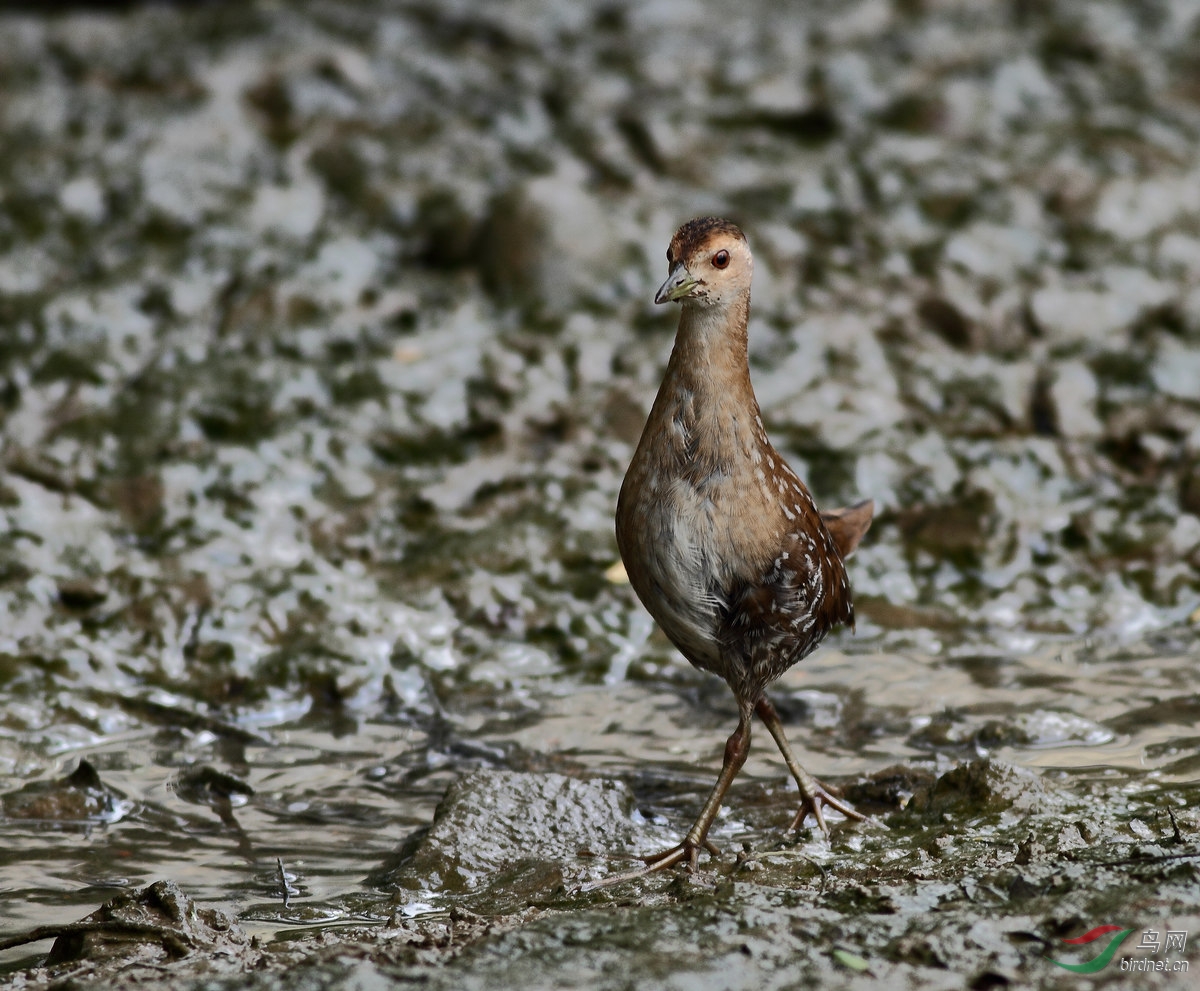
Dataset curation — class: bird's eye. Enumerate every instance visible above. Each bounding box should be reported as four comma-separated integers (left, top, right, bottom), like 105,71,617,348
712,250,730,269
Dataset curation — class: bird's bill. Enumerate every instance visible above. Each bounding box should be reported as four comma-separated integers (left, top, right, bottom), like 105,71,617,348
654,261,697,304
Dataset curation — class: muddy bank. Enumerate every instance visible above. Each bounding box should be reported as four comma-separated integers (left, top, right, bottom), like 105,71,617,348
8,758,1199,990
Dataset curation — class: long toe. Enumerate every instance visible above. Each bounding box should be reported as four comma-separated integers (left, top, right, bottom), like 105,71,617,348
581,836,717,891
642,836,718,869
788,779,868,836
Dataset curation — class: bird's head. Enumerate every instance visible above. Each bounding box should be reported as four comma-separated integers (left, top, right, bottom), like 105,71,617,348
655,217,753,309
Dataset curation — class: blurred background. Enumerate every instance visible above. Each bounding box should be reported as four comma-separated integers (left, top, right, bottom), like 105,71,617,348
0,0,1198,980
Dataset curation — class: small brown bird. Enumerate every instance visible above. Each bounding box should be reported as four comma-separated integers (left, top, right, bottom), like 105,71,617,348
601,217,873,885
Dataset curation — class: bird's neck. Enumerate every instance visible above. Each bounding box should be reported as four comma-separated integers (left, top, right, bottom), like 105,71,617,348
662,294,755,410
637,292,766,476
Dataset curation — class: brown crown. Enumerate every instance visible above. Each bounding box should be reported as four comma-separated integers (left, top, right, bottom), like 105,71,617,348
667,217,746,265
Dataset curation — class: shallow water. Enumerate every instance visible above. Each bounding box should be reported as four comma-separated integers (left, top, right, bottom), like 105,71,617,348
3,630,1196,967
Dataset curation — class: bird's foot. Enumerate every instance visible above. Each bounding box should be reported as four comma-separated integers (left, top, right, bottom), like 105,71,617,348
787,778,866,837
642,835,720,869
582,713,752,891
579,836,720,891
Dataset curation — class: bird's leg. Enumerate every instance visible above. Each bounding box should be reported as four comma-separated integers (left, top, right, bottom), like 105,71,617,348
647,709,752,868
754,696,865,836
582,708,752,890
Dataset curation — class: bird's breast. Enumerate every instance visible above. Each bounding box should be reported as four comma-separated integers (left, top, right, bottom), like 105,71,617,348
617,417,781,670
